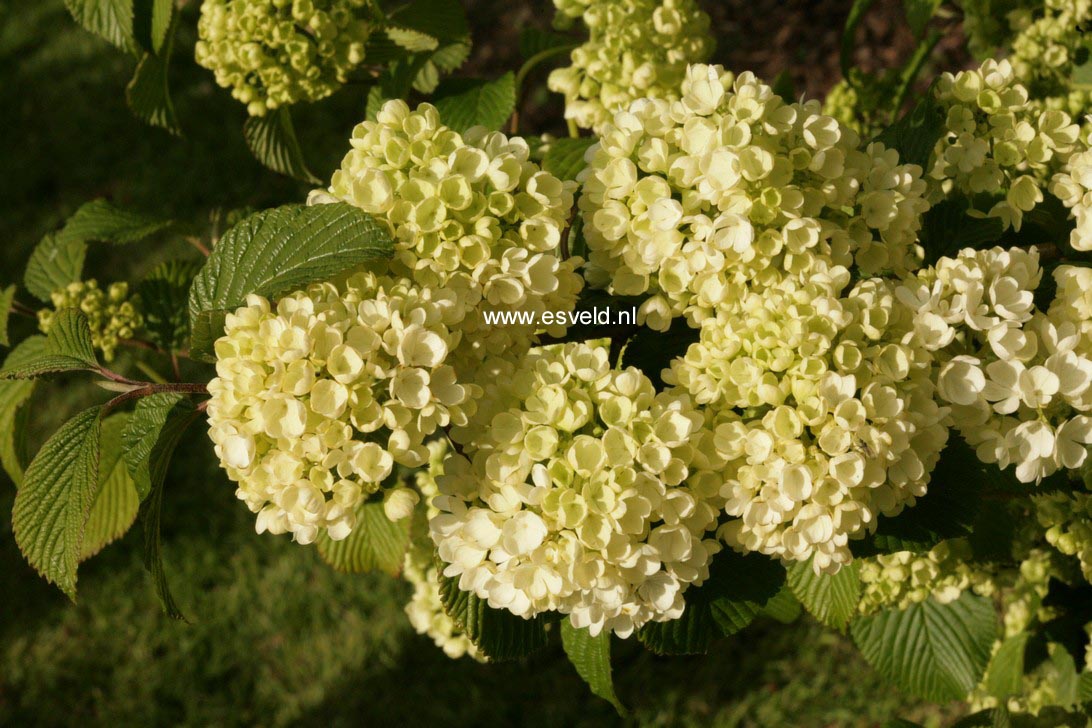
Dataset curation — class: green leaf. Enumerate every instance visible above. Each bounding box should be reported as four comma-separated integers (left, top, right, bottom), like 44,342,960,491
1048,643,1081,709
149,0,173,55
386,26,438,52
0,337,46,485
851,592,998,701
24,233,87,302
761,584,803,623
187,203,394,360
919,198,1005,266
841,0,879,78
637,603,716,655
12,406,103,600
387,0,468,43
0,309,99,380
903,0,942,37
243,107,319,184
1079,671,1092,702
316,500,410,575
438,573,549,661
127,15,180,136
873,90,945,169
64,0,135,52
853,436,983,557
560,622,626,717
433,73,516,134
519,27,575,58
137,258,200,352
58,198,172,245
366,85,390,121
80,412,140,560
985,633,1029,699
0,284,15,347
124,393,197,619
542,137,596,181
621,318,699,389
787,559,861,631
430,41,471,73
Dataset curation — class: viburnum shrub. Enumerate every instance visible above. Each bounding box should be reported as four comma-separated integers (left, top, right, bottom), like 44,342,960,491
5,0,1092,722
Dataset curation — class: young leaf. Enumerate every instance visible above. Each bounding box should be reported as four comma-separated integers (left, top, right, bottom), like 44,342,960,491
80,412,140,561
124,393,198,619
187,203,394,360
58,198,172,245
433,73,517,134
243,108,319,184
12,406,103,600
0,337,45,484
787,559,861,631
984,632,1029,699
903,0,942,37
137,258,201,352
438,572,549,660
0,309,99,380
24,233,87,302
560,622,626,717
148,0,173,55
316,500,411,575
64,0,136,53
851,593,998,701
542,137,597,181
0,284,15,347
761,585,804,624
873,90,945,169
386,26,439,52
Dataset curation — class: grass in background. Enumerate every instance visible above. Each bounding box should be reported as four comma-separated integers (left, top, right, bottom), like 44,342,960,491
0,2,964,725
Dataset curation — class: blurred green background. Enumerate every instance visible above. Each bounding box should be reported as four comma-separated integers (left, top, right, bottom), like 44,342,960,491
0,1,970,725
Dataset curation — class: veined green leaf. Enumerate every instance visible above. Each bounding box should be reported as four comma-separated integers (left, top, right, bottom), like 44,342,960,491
386,26,439,52
64,0,135,53
984,633,1029,699
873,89,945,169
316,500,410,575
542,137,596,181
0,284,15,347
58,198,172,245
137,258,200,352
0,337,47,485
433,73,516,134
438,572,549,661
187,203,394,360
0,309,99,380
81,412,140,560
12,406,104,600
24,233,87,303
243,107,319,184
787,559,861,631
561,622,626,716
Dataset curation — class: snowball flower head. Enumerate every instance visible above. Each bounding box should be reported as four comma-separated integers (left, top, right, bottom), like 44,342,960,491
430,342,725,637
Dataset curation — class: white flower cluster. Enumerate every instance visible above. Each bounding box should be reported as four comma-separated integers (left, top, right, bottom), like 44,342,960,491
857,540,994,615
328,100,584,367
928,59,1081,229
905,250,1092,483
1035,490,1092,582
195,0,374,116
403,442,484,661
206,272,478,544
430,342,725,637
548,0,714,133
1050,144,1092,251
668,274,948,573
1007,0,1092,117
580,64,930,331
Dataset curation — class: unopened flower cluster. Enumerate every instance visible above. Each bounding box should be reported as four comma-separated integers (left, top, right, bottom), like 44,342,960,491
580,64,930,331
195,0,374,116
328,100,583,367
1005,0,1092,116
928,59,1080,229
430,342,725,636
548,0,714,132
206,272,477,544
857,540,994,615
38,280,142,362
1035,490,1092,582
906,250,1092,483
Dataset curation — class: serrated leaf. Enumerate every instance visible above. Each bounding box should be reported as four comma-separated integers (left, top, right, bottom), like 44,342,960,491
386,26,438,52
873,90,945,169
127,17,180,138
985,632,1029,699
137,258,200,352
919,198,1005,266
12,406,103,600
430,41,471,74
0,337,46,485
243,107,319,183
187,203,394,360
621,318,699,389
80,412,140,560
64,0,135,52
542,137,596,181
761,584,803,623
0,309,99,380
316,500,410,575
124,393,197,619
841,0,879,78
851,592,998,701
149,0,172,54
787,559,861,631
438,572,548,660
433,73,516,134
560,622,626,717
387,0,468,43
903,0,942,37
637,603,716,655
853,435,982,557
59,198,172,245
24,233,87,302
0,284,15,347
